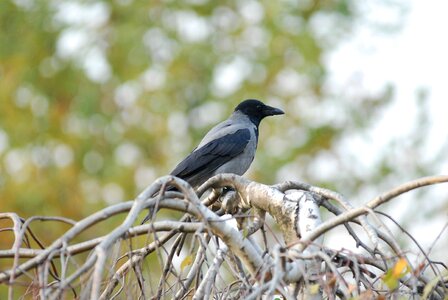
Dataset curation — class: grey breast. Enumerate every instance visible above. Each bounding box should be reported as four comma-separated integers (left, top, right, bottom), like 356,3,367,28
198,112,258,177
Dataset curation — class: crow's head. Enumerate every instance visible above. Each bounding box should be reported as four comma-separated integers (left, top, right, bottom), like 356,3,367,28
235,99,284,126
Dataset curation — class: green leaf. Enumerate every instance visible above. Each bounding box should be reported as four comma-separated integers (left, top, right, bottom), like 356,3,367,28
382,258,410,290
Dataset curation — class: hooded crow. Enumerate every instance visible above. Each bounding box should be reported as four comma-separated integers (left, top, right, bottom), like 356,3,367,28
142,99,283,223
170,99,284,188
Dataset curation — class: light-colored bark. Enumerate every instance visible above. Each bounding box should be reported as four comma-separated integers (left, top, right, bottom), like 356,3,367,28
1,175,447,299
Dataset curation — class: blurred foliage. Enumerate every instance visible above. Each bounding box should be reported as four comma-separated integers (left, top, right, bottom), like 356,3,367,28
0,0,361,222
4,0,440,268
2,0,446,297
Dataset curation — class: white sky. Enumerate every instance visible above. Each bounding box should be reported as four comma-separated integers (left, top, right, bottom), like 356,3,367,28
324,0,448,260
329,0,448,164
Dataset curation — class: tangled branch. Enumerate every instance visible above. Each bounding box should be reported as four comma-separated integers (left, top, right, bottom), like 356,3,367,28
1,175,447,299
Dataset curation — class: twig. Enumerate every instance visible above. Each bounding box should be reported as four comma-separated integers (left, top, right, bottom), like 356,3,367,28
296,175,448,252
193,245,228,300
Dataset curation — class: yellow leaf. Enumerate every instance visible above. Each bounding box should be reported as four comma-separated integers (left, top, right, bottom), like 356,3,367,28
181,255,193,271
382,258,410,290
309,284,320,295
393,258,408,277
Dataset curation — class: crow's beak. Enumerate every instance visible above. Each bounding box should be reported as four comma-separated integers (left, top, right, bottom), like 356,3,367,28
263,105,285,116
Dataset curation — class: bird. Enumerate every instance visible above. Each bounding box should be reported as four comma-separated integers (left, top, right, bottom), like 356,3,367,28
142,99,284,223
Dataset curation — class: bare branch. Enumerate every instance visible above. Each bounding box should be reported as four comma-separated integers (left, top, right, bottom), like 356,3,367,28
1,174,446,299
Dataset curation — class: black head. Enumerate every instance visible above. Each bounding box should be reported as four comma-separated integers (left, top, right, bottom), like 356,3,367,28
234,99,284,126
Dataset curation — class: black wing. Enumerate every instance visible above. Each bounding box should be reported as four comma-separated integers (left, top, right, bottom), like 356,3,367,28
170,128,251,185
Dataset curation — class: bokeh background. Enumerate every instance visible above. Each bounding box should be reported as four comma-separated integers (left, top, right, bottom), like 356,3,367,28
1,0,447,278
